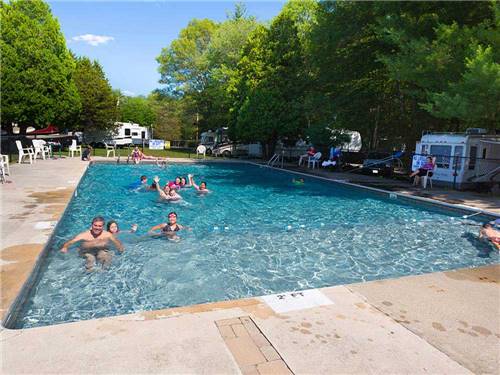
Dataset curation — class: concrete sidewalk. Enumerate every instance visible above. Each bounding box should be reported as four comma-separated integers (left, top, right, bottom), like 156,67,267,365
1,157,498,374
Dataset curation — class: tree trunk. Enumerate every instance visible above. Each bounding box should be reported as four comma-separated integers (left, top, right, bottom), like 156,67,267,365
19,123,29,135
1,122,14,135
370,105,380,150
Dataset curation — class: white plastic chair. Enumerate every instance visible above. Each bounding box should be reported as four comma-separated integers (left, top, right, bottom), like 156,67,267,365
196,145,206,159
15,140,34,164
308,152,322,169
0,155,10,182
422,158,437,189
104,142,116,158
32,139,51,160
68,139,82,157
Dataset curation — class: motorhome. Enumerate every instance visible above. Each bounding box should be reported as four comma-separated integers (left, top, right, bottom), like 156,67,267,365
413,128,500,189
111,122,149,145
199,128,262,157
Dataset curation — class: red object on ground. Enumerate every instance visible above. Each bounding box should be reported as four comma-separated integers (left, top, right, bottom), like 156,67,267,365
27,124,59,135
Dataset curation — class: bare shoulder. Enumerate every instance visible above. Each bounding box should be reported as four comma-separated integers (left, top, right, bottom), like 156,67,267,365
76,230,92,240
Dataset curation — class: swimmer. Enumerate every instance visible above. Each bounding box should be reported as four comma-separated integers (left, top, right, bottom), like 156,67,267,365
153,176,182,201
156,159,168,168
479,223,500,250
107,220,138,234
60,216,124,271
129,175,148,190
148,211,188,240
292,178,305,185
188,174,210,193
180,176,191,188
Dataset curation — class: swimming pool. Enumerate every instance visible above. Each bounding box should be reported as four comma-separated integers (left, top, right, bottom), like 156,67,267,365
11,162,499,328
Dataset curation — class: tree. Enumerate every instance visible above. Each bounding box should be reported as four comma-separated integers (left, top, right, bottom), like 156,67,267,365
118,96,156,126
376,1,498,133
0,0,80,134
231,9,310,157
157,19,217,95
73,57,117,132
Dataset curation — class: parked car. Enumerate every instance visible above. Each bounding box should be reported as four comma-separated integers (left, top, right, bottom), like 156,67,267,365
362,152,396,176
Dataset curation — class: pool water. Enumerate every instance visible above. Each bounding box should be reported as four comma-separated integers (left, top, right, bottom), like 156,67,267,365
15,163,498,328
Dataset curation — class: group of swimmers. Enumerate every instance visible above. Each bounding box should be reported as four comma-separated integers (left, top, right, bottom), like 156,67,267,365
131,173,210,201
60,211,192,271
61,170,211,271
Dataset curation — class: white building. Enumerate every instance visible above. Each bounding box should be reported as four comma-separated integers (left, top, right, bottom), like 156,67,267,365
413,128,500,189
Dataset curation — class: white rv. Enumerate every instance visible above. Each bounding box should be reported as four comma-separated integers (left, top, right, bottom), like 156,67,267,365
112,122,150,145
199,128,262,157
413,128,500,189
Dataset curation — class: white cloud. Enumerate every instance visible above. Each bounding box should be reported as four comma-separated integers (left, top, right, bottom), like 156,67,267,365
71,34,114,46
122,90,136,97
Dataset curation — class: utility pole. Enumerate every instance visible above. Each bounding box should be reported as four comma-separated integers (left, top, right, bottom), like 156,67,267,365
195,112,199,141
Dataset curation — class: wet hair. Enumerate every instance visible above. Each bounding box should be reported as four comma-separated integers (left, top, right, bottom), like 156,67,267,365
140,175,147,181
92,216,105,225
107,220,119,232
200,181,207,187
151,182,157,189
175,176,181,182
168,211,177,218
482,223,492,228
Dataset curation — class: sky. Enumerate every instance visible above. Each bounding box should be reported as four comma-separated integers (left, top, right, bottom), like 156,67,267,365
48,1,285,97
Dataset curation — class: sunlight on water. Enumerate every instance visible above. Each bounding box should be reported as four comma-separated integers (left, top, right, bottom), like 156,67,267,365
16,163,499,328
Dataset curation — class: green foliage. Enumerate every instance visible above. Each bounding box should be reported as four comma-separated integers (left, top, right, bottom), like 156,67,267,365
376,1,498,133
155,0,498,152
147,93,183,141
73,57,117,131
118,95,156,126
0,0,81,133
157,19,217,95
423,45,500,128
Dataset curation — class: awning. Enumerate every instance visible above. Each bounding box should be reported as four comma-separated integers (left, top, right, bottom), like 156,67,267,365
27,124,59,135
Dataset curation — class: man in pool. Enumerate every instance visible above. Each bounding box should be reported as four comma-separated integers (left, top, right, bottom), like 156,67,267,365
60,216,124,271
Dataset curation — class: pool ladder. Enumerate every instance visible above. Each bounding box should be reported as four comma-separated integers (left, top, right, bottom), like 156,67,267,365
267,151,284,168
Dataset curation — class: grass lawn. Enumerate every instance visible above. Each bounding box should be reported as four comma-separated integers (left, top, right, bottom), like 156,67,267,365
90,147,205,159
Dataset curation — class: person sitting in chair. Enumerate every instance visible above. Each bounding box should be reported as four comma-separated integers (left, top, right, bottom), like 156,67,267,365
322,146,341,168
81,145,92,161
410,156,435,186
298,146,316,166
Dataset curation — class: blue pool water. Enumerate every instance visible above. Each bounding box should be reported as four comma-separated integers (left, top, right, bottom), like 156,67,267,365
15,162,498,328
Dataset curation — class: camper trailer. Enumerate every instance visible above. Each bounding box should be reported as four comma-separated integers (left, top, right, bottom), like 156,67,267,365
413,128,500,189
112,122,150,145
199,128,262,157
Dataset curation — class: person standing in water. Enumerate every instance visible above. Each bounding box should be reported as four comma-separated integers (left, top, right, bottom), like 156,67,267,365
60,216,124,271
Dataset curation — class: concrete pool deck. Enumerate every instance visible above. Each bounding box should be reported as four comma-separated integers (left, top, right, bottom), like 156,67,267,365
1,157,499,374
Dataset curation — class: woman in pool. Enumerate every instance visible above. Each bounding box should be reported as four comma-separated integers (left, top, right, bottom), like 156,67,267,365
180,176,191,188
148,211,187,239
188,174,210,193
153,176,182,201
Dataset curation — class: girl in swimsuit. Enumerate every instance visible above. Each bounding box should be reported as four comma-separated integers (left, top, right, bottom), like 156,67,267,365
131,147,143,164
148,211,187,240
